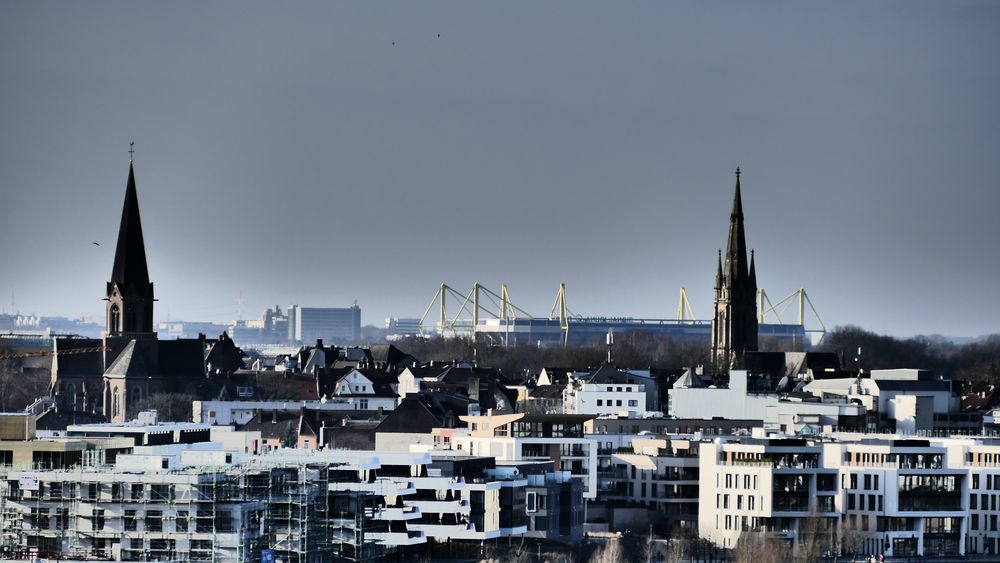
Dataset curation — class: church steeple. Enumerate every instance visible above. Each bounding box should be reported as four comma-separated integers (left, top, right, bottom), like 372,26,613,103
724,167,749,286
711,167,758,371
111,162,150,290
106,160,154,336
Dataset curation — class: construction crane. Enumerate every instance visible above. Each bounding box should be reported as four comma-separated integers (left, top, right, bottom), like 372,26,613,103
0,345,105,361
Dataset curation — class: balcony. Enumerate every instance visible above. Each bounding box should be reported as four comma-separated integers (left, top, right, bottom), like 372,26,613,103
375,506,421,521
368,530,425,546
404,500,470,514
772,494,809,512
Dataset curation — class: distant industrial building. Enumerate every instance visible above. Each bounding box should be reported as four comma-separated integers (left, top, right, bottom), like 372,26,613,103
288,305,361,344
385,317,422,337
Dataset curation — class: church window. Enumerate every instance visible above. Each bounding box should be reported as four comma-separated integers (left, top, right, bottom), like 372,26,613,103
110,305,120,331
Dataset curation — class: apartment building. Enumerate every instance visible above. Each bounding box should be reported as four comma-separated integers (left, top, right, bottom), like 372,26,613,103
607,437,701,532
453,413,599,499
585,416,760,503
698,434,1000,559
563,364,649,416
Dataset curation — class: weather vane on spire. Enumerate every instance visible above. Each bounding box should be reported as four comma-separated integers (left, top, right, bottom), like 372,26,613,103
129,141,135,161
735,166,740,178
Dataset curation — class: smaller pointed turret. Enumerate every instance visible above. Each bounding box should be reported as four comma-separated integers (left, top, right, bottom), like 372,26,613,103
715,249,723,290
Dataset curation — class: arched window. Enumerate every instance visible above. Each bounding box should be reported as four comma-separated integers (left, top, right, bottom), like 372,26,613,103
113,389,121,419
110,305,120,332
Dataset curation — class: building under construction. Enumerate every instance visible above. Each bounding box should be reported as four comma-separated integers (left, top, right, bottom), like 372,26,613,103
0,454,387,563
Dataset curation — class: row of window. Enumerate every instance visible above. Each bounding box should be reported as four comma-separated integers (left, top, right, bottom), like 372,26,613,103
845,473,881,491
717,493,758,511
847,493,883,512
594,399,638,407
720,472,759,490
971,473,1000,490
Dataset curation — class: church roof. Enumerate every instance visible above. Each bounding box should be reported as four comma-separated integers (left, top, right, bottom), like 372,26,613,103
110,162,151,291
53,338,104,375
103,340,150,379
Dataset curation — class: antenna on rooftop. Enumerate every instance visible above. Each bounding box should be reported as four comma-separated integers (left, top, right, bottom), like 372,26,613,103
236,290,246,321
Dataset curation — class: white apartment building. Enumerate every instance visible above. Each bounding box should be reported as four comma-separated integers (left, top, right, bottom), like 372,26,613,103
671,369,866,433
563,364,650,417
698,434,1000,559
193,400,361,426
609,437,701,532
452,413,599,499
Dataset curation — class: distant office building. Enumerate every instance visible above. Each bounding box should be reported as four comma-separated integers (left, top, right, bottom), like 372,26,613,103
385,317,422,336
288,305,361,343
228,305,289,345
157,320,229,340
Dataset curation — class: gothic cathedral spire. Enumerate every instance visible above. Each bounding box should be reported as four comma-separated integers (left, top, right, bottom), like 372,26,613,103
711,168,758,371
105,160,154,336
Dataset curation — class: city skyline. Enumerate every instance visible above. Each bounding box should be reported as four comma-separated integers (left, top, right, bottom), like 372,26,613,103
2,2,998,337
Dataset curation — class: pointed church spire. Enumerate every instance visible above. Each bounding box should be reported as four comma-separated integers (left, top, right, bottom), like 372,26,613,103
724,167,749,284
110,161,150,290
712,167,758,372
715,249,723,290
106,158,154,336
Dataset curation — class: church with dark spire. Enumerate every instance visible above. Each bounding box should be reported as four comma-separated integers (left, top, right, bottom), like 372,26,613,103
48,157,221,423
711,168,759,371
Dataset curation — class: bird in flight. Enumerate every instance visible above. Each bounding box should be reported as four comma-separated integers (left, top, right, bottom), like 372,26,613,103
92,242,100,246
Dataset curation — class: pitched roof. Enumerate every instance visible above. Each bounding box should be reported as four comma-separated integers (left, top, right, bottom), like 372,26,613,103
585,363,641,385
103,340,150,379
376,393,473,433
368,344,416,369
873,379,952,392
53,338,104,376
238,411,300,441
335,369,397,398
110,162,151,291
157,339,206,376
529,384,566,399
403,365,450,379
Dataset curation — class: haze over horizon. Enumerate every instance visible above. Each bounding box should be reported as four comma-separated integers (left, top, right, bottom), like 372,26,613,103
2,2,998,338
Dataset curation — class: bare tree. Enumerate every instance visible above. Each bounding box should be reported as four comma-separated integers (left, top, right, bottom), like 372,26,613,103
0,348,49,412
836,520,865,563
796,510,836,563
663,528,691,563
734,531,790,563
589,537,626,563
642,532,663,563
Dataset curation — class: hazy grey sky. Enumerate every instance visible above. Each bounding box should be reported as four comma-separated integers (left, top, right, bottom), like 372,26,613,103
1,2,998,337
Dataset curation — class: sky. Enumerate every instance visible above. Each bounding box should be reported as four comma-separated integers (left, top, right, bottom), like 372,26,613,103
1,2,998,338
